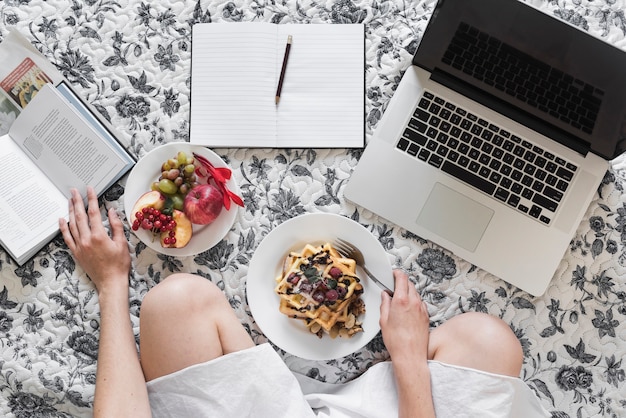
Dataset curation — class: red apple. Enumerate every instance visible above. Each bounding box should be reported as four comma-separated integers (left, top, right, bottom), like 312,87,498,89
183,184,224,225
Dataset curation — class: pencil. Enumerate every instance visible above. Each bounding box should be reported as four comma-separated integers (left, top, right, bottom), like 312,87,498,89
275,35,292,105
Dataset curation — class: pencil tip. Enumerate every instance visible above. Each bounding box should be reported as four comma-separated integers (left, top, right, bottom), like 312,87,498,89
275,96,280,105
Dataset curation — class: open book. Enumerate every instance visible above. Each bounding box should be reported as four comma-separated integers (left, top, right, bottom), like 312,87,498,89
0,32,135,265
189,23,365,148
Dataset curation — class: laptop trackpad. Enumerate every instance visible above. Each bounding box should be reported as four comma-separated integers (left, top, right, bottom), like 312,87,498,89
416,183,494,252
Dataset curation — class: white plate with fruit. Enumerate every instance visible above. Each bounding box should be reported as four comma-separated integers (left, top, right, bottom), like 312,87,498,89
124,143,243,256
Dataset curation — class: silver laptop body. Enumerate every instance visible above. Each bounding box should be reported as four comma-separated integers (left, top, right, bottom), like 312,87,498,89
345,0,626,296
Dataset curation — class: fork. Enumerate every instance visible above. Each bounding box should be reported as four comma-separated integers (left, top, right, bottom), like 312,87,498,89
333,238,394,295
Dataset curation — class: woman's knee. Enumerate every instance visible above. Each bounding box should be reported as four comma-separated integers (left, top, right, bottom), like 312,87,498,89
141,273,227,318
139,274,235,381
429,312,523,377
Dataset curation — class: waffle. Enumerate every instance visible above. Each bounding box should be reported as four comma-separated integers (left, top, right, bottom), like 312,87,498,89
275,243,365,339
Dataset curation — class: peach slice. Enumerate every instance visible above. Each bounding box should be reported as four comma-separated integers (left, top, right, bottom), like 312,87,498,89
130,191,166,223
160,209,193,248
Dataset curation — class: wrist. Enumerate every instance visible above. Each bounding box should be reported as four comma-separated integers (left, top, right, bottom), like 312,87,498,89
94,275,130,301
393,357,430,380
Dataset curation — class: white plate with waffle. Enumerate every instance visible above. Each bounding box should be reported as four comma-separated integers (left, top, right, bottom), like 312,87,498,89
247,213,393,360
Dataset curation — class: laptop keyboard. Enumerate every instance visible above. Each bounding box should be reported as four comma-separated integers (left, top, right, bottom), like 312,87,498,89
442,22,603,135
396,90,579,225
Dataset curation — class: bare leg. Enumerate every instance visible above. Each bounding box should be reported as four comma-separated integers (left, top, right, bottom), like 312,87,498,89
139,273,254,382
427,312,523,377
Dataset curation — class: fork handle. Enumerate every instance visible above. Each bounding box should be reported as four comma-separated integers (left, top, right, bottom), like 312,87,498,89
361,264,394,296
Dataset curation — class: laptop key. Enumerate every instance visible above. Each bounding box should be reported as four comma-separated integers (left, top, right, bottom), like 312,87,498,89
414,108,430,122
441,161,497,195
418,148,430,161
529,205,542,218
522,188,534,199
495,187,509,202
407,143,420,156
408,118,428,133
403,129,428,146
543,185,563,202
397,138,410,151
545,161,557,173
428,154,444,168
532,193,557,212
429,103,442,115
511,183,523,194
556,166,574,181
507,195,520,207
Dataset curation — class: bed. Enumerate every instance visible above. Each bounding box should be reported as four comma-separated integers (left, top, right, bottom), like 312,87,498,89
0,0,624,416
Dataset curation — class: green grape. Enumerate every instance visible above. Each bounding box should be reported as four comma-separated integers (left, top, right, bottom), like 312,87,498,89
170,194,184,210
158,179,178,195
183,164,195,175
151,181,160,192
177,151,187,166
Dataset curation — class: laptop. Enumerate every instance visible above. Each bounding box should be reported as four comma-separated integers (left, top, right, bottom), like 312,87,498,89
344,0,626,296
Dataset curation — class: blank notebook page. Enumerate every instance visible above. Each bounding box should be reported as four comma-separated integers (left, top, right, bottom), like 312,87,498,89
190,22,364,148
191,23,277,146
276,24,363,147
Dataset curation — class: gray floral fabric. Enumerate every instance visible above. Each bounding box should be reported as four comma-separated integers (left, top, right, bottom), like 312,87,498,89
0,0,625,417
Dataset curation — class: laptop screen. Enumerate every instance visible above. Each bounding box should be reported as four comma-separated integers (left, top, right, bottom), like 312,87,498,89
413,0,626,160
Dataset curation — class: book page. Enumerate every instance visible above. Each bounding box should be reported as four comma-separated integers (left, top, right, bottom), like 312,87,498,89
10,83,132,197
0,135,66,262
276,24,364,148
190,23,277,147
0,31,64,88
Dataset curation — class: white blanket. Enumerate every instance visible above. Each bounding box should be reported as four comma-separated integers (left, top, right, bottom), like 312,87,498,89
147,343,549,418
1,1,625,417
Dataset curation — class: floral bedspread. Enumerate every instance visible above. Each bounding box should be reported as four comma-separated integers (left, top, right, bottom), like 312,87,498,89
0,0,625,416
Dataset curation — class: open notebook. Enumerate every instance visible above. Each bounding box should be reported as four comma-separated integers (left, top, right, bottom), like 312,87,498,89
189,23,365,148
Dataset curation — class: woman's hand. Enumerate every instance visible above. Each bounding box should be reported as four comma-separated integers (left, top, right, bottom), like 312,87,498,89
60,186,151,418
379,269,430,363
380,270,435,418
59,186,131,294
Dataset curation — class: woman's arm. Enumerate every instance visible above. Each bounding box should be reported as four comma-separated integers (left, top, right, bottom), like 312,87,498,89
59,187,151,418
379,270,435,418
